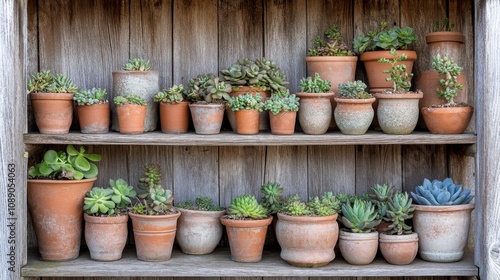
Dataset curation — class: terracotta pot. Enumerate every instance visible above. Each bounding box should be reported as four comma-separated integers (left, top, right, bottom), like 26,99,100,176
226,86,271,131
276,213,339,267
220,216,273,262
412,204,474,262
360,50,417,93
84,214,128,261
295,92,335,135
421,106,473,134
159,101,190,133
426,31,465,69
129,211,181,262
189,103,225,135
269,111,296,135
176,208,225,255
112,71,159,131
373,93,423,134
76,103,110,134
234,109,260,135
379,232,419,265
30,92,74,134
116,104,147,134
334,97,375,135
306,56,358,130
338,229,379,265
27,178,96,261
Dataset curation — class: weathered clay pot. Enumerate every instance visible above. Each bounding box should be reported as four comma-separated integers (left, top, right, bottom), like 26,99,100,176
234,109,260,135
426,31,465,69
112,71,159,131
189,103,225,135
84,214,128,261
379,232,419,265
226,86,271,131
30,92,74,134
76,103,110,134
129,211,181,262
269,111,296,135
27,178,96,261
176,208,225,255
295,92,334,135
412,203,474,262
220,216,273,262
334,97,375,135
116,104,146,134
373,93,423,134
159,101,190,133
421,106,473,134
276,213,339,267
338,229,379,265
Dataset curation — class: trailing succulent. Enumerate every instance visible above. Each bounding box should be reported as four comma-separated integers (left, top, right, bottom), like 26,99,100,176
383,191,414,235
132,164,176,215
260,182,285,215
154,84,186,104
83,178,136,216
299,73,331,93
264,90,300,115
123,58,151,71
337,80,372,99
307,24,355,56
28,145,101,180
113,93,147,106
341,198,381,233
411,178,474,206
280,192,341,217
227,93,263,111
28,70,78,94
186,74,231,103
353,21,417,54
73,88,108,106
431,54,463,105
176,196,222,211
227,195,268,220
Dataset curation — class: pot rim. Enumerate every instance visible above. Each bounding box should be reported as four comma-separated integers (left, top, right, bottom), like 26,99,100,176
426,31,465,44
84,213,129,223
412,203,475,212
220,215,273,227
305,56,358,62
360,50,417,62
30,92,74,100
112,70,159,74
296,92,335,98
177,207,226,216
27,177,98,184
339,228,379,240
373,93,423,99
189,103,225,108
277,212,338,222
334,97,376,104
128,211,181,219
421,105,474,112
379,232,419,242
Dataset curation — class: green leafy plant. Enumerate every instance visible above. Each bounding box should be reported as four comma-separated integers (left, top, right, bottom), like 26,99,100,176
186,74,231,104
132,164,176,215
28,70,78,94
83,178,136,216
378,48,414,92
227,195,268,219
28,145,101,180
369,183,396,220
260,182,284,215
411,178,474,206
154,84,186,104
383,191,414,235
280,192,341,217
176,196,222,211
353,21,417,54
431,54,464,105
113,93,147,106
264,91,300,115
337,81,372,99
123,58,151,71
299,73,331,93
307,24,355,56
227,93,263,111
433,18,455,32
73,88,108,106
341,198,381,233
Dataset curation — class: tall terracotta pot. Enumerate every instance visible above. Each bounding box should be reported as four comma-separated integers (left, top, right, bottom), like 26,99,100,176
84,214,128,261
373,93,423,135
338,229,379,265
116,104,147,134
234,109,260,135
159,101,190,133
269,111,297,135
421,106,473,134
30,92,74,134
220,216,273,262
379,232,419,265
334,97,375,135
226,86,270,131
129,211,181,262
295,92,334,135
426,31,465,69
27,178,96,261
189,103,225,134
176,208,225,255
76,103,110,134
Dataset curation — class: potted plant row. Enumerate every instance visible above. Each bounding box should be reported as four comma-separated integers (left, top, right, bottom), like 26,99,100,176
113,93,147,134
74,88,110,134
334,80,375,135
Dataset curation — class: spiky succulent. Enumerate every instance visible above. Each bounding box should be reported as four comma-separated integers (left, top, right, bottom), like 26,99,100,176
84,178,136,216
123,58,151,71
369,184,395,219
307,24,355,56
28,70,78,94
227,93,263,112
177,196,222,211
74,88,108,106
341,199,381,233
299,73,331,93
154,84,185,103
384,191,414,235
281,192,340,217
113,93,147,106
260,182,284,215
134,164,175,215
228,195,268,219
411,178,474,206
337,81,372,99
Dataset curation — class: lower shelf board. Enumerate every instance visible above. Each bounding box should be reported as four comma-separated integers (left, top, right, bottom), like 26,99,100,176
22,247,478,277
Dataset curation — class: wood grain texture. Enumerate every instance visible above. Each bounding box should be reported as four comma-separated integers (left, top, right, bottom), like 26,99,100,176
355,145,402,194
402,145,448,192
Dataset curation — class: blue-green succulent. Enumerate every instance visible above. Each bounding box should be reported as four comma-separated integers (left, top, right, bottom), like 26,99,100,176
411,178,474,206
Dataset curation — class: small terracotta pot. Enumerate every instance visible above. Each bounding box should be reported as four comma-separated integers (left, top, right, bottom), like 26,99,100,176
426,31,465,69
269,111,296,135
30,92,74,134
77,103,110,134
338,229,379,265
295,92,335,135
234,109,260,135
176,208,225,255
421,106,473,134
334,97,375,135
27,178,96,261
373,93,423,135
379,232,419,265
116,104,146,134
220,216,273,262
129,211,181,262
84,214,128,261
226,86,271,131
159,101,190,133
189,103,225,135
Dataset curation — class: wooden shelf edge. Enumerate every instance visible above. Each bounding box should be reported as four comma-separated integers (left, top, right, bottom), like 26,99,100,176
22,247,478,277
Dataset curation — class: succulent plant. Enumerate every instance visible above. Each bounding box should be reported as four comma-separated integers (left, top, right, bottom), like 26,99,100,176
154,84,186,104
431,54,463,105
113,93,147,106
73,88,108,106
264,92,300,115
383,191,414,235
123,58,151,71
28,145,101,180
341,199,381,233
133,164,175,215
83,178,136,216
260,182,284,215
369,183,396,220
186,74,231,103
337,81,372,99
256,58,289,92
307,24,355,56
411,178,474,206
28,70,78,94
433,18,455,32
227,195,268,219
353,21,417,54
299,73,331,93
227,93,263,112
281,192,341,217
378,48,414,92
176,196,222,211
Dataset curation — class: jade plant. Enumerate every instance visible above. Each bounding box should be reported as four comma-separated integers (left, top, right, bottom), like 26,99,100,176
28,145,101,180
227,195,268,220
411,178,474,206
299,73,331,93
383,191,414,235
123,58,151,71
264,90,300,115
28,70,78,94
378,48,422,94
341,198,381,233
131,164,176,215
176,196,222,211
74,88,108,106
227,93,263,112
113,93,147,106
307,24,355,56
154,84,186,104
260,182,285,215
83,178,136,216
280,192,341,217
354,21,417,54
186,74,231,104
337,81,372,99
433,18,455,32
431,54,464,106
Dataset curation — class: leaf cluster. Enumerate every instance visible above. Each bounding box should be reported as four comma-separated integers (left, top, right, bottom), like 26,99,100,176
378,48,413,92
133,164,176,215
383,191,414,235
123,58,151,71
341,198,381,233
260,182,284,215
83,178,136,216
411,178,474,206
354,21,417,54
73,88,108,106
299,73,331,93
433,18,455,32
337,81,372,99
154,84,186,104
186,74,232,104
280,192,341,217
264,90,300,115
113,93,147,106
28,70,78,94
227,195,268,220
177,196,222,211
227,93,263,112
307,24,355,56
431,54,463,105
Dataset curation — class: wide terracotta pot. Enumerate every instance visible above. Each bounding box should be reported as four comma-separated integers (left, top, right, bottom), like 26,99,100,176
189,103,225,135
295,92,335,135
116,104,147,134
226,86,271,131
84,214,128,261
338,229,379,265
77,103,110,134
269,111,296,135
176,208,225,255
30,92,74,134
379,232,419,265
129,211,181,262
360,50,417,93
27,178,96,261
234,109,260,135
426,31,465,69
373,93,423,134
421,106,473,134
276,213,339,267
220,216,273,262
334,97,375,135
159,101,190,133
412,204,474,262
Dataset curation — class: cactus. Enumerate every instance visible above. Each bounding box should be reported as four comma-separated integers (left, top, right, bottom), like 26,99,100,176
74,88,108,106
113,93,147,106
154,84,185,104
228,195,268,219
134,164,175,215
260,182,284,215
411,178,474,206
384,191,414,235
177,196,222,211
341,199,381,233
123,58,151,71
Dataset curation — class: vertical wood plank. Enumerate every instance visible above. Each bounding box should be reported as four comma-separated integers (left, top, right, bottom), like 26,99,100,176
402,145,448,192
89,145,130,188
355,145,402,194
27,0,38,132
127,146,173,196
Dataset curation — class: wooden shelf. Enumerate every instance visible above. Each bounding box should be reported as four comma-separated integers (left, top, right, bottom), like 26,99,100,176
22,247,478,278
23,131,477,146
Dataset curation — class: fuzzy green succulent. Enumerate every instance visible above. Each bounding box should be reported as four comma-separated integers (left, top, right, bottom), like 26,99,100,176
83,178,136,216
177,196,222,211
307,24,355,56
154,84,185,104
74,88,108,106
337,81,372,99
113,93,147,106
123,58,151,71
133,164,175,215
299,73,331,93
264,91,300,115
281,192,341,217
341,199,381,233
227,93,263,112
260,182,284,215
431,54,463,105
28,70,78,94
384,191,414,235
378,48,414,92
228,195,268,219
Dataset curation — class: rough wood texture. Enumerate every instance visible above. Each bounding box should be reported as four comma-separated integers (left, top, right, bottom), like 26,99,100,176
356,145,402,193
402,145,448,191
